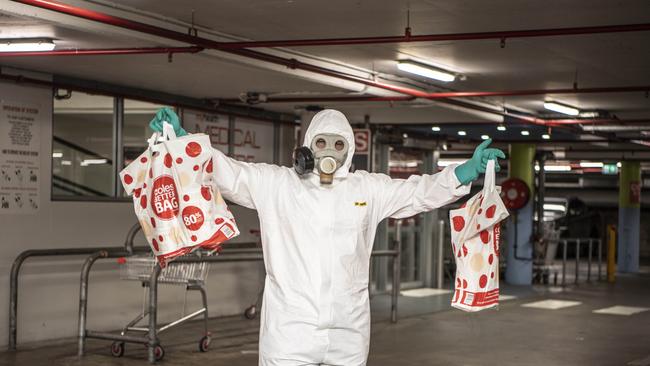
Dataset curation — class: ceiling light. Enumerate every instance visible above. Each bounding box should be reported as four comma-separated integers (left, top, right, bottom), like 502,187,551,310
52,152,63,158
457,130,466,136
481,135,490,140
0,38,55,52
497,125,507,131
61,160,72,166
438,158,465,167
617,162,622,168
402,133,408,138
397,60,455,82
544,101,580,116
80,158,108,166
544,203,567,212
521,130,530,136
579,162,604,168
544,165,572,172
432,126,441,132
542,134,550,140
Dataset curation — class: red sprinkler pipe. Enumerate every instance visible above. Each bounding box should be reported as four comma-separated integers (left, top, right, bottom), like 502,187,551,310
218,23,650,49
0,46,204,57
8,0,628,132
250,85,650,103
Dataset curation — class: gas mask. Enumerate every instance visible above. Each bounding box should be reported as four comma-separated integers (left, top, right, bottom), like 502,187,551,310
293,133,349,184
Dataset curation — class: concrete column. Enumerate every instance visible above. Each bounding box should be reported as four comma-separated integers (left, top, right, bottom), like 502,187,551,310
618,161,641,273
505,143,535,285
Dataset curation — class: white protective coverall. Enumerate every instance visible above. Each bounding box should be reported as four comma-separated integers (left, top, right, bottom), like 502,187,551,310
211,109,470,365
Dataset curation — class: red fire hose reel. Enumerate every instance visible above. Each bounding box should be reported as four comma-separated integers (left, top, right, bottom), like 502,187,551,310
500,178,530,211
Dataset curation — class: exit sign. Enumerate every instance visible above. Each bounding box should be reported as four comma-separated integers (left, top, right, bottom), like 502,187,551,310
602,164,618,175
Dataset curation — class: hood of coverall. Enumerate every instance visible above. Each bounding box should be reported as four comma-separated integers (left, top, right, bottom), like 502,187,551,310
302,109,356,179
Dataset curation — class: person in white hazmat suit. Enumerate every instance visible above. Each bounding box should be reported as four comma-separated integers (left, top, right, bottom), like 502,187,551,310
150,108,504,365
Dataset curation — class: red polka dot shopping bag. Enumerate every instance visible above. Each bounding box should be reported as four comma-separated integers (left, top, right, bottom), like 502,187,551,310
120,123,239,267
449,160,508,312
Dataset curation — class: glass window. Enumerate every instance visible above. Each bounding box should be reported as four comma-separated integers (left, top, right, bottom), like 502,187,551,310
123,99,171,168
122,100,172,196
52,92,114,198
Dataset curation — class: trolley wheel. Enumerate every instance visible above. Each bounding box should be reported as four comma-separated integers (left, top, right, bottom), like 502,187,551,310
199,335,211,352
110,341,125,358
244,305,257,319
154,345,165,362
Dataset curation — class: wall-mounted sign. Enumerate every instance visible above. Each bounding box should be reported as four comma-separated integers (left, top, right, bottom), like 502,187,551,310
182,110,274,163
0,101,41,214
351,129,371,172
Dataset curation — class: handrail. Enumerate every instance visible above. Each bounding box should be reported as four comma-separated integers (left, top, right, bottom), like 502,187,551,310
8,245,149,350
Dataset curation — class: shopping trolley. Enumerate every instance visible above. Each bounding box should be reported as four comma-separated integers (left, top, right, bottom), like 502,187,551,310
111,252,212,361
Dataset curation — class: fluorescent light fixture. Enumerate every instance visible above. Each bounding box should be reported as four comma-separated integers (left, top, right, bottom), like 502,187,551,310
542,134,551,140
431,126,441,132
617,162,622,168
0,38,55,52
402,133,408,138
544,165,572,172
438,158,465,167
521,130,530,136
497,125,507,131
397,60,455,82
580,162,604,168
544,101,580,116
52,152,63,158
80,158,108,166
61,160,72,166
458,130,467,136
481,135,490,140
544,203,567,212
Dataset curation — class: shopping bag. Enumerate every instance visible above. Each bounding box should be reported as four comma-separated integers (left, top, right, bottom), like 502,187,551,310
120,123,239,267
449,160,509,312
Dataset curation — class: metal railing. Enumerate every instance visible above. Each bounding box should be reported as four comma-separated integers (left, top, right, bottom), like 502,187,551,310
7,223,149,350
559,238,603,286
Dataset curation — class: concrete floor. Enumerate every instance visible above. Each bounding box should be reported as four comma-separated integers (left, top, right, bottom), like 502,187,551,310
2,271,649,366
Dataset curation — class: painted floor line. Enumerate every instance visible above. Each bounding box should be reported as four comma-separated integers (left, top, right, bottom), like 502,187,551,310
521,299,582,310
401,288,452,297
593,305,650,316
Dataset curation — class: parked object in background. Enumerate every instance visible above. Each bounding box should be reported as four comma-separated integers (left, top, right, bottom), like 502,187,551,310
450,161,509,312
120,122,239,267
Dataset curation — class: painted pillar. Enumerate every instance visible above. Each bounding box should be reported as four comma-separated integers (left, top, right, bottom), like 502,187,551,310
618,161,641,273
505,143,535,285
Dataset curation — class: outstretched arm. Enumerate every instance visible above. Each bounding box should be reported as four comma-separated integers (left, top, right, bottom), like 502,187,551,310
372,139,505,220
372,164,471,220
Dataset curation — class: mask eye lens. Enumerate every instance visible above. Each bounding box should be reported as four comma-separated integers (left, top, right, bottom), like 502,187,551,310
335,140,345,151
316,138,326,149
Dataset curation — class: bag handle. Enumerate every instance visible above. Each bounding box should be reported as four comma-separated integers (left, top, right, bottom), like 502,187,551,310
483,159,496,193
147,121,177,150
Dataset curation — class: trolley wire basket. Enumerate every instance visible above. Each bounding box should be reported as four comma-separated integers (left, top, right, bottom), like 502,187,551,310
119,254,210,285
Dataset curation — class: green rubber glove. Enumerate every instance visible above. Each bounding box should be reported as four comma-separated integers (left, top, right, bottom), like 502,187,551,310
149,107,187,137
454,139,506,185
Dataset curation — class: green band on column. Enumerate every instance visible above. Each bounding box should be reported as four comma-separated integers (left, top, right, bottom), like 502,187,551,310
508,143,536,194
619,161,641,209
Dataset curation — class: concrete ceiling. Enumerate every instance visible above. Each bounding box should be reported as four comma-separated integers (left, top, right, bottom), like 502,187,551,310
1,0,650,151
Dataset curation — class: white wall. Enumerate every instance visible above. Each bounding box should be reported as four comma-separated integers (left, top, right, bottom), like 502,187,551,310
0,80,267,349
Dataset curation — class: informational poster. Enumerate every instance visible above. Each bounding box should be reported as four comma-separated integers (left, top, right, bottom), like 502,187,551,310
0,101,41,214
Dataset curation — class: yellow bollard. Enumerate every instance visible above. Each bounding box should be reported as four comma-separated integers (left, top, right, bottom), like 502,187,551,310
607,225,616,283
